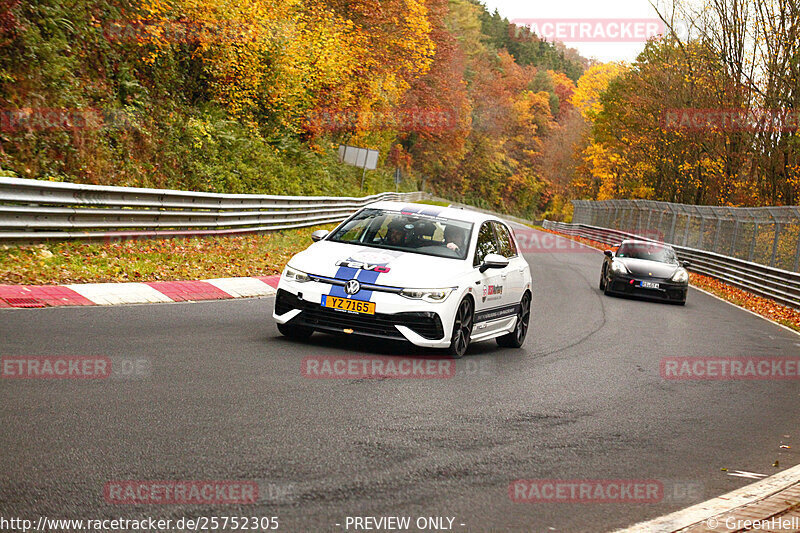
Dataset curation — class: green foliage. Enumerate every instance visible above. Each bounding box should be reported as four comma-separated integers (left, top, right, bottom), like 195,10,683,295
476,6,586,82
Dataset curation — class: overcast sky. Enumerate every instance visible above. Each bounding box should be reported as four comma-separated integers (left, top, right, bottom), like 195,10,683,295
480,0,668,63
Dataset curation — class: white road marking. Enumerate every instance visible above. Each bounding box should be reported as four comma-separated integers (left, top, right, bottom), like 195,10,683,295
727,470,768,479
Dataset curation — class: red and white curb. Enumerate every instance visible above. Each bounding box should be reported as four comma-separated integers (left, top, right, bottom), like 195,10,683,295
0,276,280,308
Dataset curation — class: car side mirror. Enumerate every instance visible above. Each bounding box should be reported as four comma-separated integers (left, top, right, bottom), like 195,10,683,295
604,250,613,258
681,260,691,268
311,229,329,242
479,253,509,273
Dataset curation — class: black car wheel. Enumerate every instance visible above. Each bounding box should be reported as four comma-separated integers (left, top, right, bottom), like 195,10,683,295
599,267,607,290
449,297,474,358
497,292,531,348
603,273,612,295
277,322,314,339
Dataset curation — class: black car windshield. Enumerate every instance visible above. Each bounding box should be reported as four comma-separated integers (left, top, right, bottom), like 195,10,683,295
616,242,679,264
328,208,473,260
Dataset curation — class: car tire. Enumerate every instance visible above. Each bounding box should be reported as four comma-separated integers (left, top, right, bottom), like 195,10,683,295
277,322,314,339
497,291,531,348
603,276,612,295
448,297,474,358
599,269,606,290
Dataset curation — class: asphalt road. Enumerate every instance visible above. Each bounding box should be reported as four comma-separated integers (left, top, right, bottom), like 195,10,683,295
1,229,799,532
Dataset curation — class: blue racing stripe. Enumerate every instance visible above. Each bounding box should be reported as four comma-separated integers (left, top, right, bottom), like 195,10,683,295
328,265,358,298
326,263,387,302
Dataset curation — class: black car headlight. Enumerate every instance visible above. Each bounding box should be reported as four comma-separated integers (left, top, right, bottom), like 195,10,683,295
610,261,628,275
671,268,689,283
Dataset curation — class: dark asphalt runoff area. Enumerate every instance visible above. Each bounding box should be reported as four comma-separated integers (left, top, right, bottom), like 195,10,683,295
1,229,799,532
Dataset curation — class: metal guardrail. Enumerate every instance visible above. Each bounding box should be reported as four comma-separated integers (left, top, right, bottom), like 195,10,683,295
572,199,800,272
0,177,425,241
543,220,800,309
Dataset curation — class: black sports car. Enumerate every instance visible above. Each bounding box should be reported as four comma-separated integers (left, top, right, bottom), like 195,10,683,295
599,240,689,305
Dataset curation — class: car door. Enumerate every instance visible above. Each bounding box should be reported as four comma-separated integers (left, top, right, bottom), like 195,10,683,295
491,221,525,306
472,221,511,335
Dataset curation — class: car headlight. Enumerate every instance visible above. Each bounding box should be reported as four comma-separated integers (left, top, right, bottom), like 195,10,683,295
671,268,689,283
610,261,628,274
284,265,312,283
400,287,455,303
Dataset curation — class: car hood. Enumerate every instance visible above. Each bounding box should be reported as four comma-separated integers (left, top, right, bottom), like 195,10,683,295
287,240,472,288
617,257,680,279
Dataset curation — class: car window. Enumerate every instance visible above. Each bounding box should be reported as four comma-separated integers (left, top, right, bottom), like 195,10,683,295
474,222,500,266
329,208,473,260
616,242,678,264
492,222,517,258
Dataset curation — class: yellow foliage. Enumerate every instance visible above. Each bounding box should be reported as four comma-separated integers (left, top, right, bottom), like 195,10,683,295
571,62,628,122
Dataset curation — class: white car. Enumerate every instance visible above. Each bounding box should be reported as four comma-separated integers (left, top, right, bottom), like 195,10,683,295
273,201,532,357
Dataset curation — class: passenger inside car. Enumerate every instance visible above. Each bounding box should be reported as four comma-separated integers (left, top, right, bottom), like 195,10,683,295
444,225,467,252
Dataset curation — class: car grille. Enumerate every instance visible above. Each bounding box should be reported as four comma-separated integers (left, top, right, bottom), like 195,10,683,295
275,289,445,340
609,279,686,301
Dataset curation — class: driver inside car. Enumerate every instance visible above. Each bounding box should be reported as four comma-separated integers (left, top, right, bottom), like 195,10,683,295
385,220,409,246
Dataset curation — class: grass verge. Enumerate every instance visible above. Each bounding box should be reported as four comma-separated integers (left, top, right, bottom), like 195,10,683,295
0,223,337,285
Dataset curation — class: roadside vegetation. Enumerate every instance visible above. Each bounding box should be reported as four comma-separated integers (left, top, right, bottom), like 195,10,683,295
0,0,586,219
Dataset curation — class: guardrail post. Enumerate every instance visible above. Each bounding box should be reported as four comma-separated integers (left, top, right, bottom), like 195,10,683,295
669,212,678,244
656,210,664,238
698,217,705,248
730,220,739,257
637,205,644,235
793,232,800,272
683,215,691,246
749,223,759,261
770,223,781,267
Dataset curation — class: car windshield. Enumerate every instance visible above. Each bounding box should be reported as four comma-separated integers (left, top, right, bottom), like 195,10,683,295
616,242,678,264
328,208,473,260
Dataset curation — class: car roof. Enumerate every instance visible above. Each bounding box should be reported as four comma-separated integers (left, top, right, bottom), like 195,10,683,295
620,239,671,247
364,201,504,225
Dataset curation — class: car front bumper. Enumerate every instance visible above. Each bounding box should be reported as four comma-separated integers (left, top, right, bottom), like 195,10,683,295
606,274,688,302
273,278,458,348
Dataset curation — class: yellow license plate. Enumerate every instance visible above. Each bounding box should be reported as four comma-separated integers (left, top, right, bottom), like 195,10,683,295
322,295,375,315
